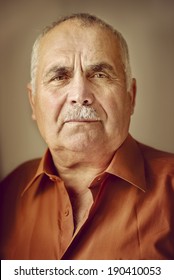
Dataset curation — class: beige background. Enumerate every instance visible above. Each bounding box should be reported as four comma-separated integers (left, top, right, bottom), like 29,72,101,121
0,0,174,180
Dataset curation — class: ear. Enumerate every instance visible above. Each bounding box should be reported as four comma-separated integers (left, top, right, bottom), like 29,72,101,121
129,78,137,115
27,83,36,120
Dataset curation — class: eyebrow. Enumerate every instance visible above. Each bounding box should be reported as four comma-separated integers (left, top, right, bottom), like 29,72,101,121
87,63,116,74
44,62,116,79
44,65,72,78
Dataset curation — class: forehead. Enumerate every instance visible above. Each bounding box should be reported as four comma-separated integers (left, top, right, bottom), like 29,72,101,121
38,20,122,68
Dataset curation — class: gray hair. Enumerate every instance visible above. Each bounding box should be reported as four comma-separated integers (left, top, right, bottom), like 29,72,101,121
30,13,132,93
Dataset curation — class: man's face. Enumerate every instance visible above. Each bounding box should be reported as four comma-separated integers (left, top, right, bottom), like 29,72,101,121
28,20,136,155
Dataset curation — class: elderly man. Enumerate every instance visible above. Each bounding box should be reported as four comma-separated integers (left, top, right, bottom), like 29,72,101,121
0,13,174,260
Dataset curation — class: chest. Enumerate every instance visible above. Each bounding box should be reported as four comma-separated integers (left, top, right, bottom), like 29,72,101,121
2,176,174,260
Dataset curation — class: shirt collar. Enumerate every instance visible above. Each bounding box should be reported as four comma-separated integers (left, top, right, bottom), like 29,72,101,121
22,149,60,196
22,134,147,195
36,149,58,177
106,134,147,192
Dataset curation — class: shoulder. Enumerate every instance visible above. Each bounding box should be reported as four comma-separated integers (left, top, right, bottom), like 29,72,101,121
136,141,174,179
137,141,174,163
0,158,41,194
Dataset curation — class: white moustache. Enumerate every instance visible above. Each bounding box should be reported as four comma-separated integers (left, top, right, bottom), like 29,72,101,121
64,105,100,122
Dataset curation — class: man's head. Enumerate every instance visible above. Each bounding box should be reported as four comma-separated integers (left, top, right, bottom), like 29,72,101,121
28,13,136,158
30,13,132,94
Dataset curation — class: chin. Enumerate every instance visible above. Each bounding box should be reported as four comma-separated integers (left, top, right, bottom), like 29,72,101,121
51,129,105,153
64,136,100,152
66,142,91,152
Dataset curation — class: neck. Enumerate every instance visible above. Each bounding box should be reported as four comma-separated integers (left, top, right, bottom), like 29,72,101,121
51,148,114,194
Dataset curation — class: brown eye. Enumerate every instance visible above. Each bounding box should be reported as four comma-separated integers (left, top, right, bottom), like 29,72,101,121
51,74,68,82
92,72,108,79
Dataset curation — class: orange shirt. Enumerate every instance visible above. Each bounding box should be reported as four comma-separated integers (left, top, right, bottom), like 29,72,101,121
0,134,174,259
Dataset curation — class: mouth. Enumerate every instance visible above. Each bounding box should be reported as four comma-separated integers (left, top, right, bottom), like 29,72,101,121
64,119,100,124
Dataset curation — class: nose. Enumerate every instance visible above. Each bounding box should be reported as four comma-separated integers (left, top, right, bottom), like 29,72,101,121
67,74,94,106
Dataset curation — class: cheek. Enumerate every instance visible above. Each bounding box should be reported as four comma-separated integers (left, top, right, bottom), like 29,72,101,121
35,92,65,125
34,97,61,144
102,93,132,127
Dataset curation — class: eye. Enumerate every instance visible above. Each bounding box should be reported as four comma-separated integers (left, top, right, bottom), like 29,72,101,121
94,73,106,78
50,74,69,82
91,72,108,79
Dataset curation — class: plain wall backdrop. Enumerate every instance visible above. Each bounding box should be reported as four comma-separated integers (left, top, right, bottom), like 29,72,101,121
0,0,174,180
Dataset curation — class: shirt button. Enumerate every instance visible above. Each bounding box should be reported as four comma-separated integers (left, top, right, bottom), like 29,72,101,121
64,209,70,216
49,176,56,182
